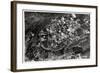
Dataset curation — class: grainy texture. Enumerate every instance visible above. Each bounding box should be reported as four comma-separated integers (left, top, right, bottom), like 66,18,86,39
24,11,90,62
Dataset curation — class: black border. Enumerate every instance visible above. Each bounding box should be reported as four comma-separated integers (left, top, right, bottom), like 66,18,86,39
11,1,98,72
